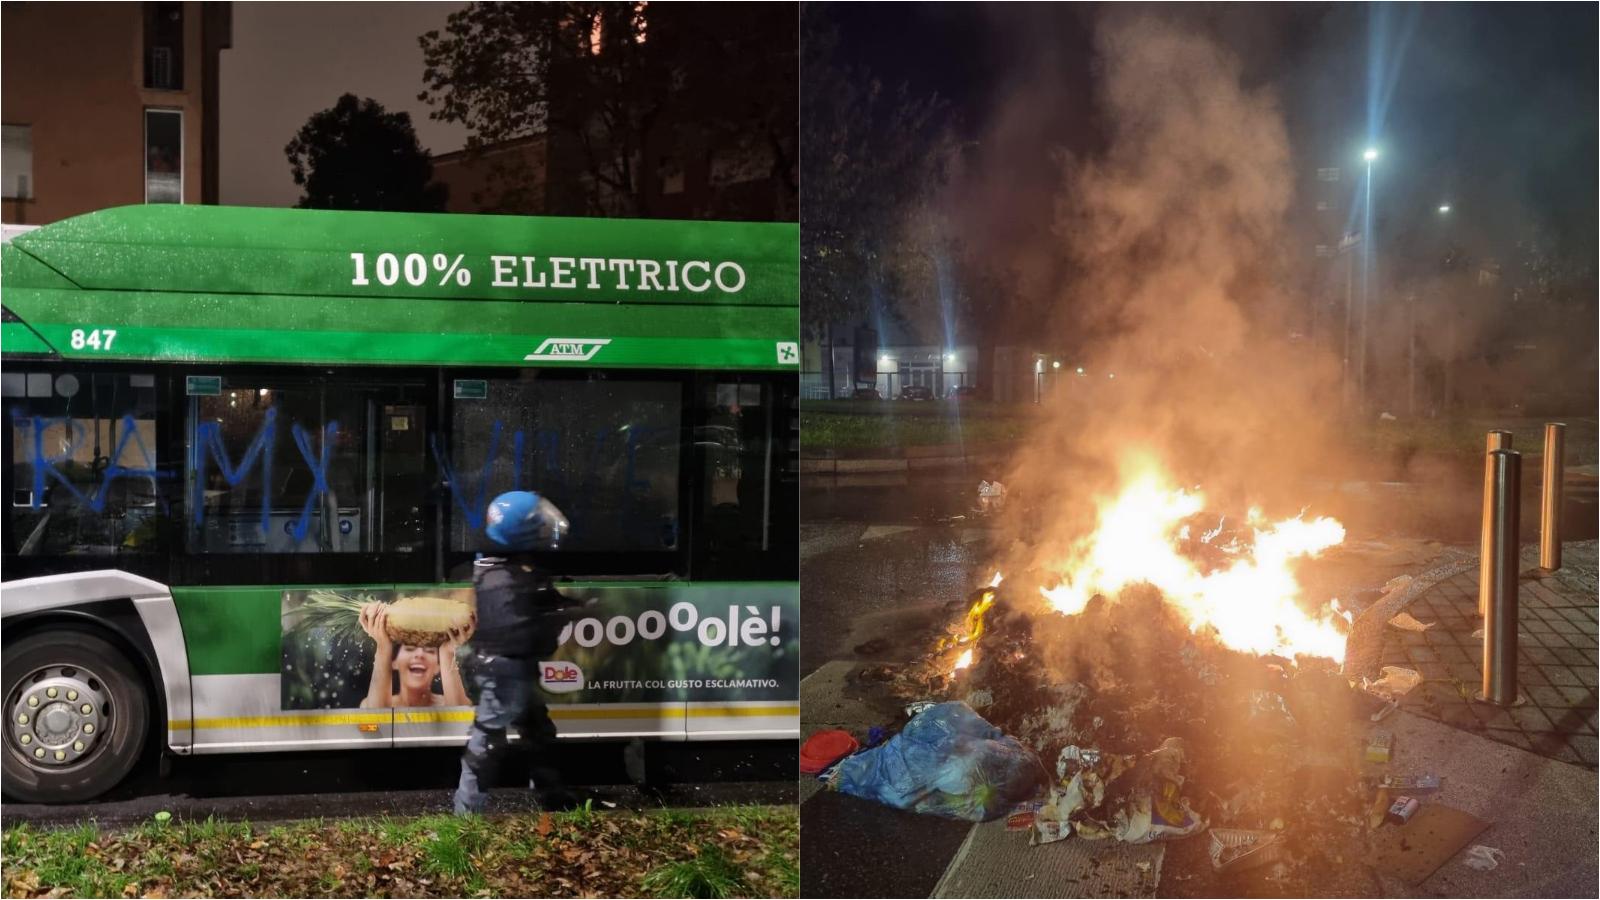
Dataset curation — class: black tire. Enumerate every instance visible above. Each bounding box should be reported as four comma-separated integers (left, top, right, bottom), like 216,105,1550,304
2,630,150,803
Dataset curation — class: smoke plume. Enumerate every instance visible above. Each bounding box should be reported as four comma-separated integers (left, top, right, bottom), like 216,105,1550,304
1000,12,1344,574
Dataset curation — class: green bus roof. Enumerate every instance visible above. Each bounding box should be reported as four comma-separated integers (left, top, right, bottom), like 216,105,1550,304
1,205,799,370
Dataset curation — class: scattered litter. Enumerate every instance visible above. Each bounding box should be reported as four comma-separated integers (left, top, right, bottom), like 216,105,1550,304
1034,737,1204,846
1365,730,1394,764
1463,844,1505,872
1209,828,1285,873
1376,774,1442,794
801,729,861,775
1363,666,1423,700
1379,411,1398,421
906,700,937,718
1385,796,1421,825
1015,682,1094,752
978,480,1007,513
1056,744,1102,781
1249,690,1298,729
1005,799,1044,832
965,689,995,709
1387,611,1435,632
599,800,618,809
828,701,1046,822
1369,804,1490,885
865,725,888,748
1370,699,1399,722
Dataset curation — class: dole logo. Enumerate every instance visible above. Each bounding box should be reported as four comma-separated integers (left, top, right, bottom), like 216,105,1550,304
525,338,611,362
539,661,584,694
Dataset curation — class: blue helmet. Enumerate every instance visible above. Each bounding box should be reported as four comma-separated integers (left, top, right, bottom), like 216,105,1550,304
485,491,569,552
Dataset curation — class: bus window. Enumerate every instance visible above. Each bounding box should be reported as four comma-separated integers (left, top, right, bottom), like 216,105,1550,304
3,370,170,559
185,376,428,557
689,375,798,580
447,373,681,556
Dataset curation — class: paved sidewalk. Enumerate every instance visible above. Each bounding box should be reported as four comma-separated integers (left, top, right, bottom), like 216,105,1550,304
1380,541,1599,767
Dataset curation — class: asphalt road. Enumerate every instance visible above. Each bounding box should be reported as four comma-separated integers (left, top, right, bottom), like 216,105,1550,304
2,740,796,828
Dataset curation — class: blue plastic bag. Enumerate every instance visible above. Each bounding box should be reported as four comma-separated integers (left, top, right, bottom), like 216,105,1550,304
830,701,1046,821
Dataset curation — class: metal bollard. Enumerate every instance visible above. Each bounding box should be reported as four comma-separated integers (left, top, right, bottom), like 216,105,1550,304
1479,431,1514,616
1541,423,1566,571
1480,449,1521,707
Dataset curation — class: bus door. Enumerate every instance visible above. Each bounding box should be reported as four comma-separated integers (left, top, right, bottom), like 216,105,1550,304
179,372,434,752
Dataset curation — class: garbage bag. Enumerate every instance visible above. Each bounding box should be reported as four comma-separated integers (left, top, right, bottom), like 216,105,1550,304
829,701,1046,822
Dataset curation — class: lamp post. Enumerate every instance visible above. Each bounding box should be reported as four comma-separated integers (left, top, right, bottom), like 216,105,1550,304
1358,147,1378,413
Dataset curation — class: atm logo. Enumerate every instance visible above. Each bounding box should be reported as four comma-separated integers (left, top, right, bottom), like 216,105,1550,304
539,662,584,694
525,338,611,362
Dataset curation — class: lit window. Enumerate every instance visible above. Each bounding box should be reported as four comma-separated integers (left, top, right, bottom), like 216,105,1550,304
144,109,183,204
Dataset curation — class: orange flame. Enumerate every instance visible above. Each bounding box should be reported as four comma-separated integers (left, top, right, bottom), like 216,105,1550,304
1037,468,1348,660
953,648,974,671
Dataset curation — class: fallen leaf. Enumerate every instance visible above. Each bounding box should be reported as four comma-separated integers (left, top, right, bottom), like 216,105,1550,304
536,813,553,838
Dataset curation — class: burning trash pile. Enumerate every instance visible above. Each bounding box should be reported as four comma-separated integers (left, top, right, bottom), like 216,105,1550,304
827,469,1422,886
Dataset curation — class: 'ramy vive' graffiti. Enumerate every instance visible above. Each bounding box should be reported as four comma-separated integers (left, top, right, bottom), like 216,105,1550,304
13,406,669,547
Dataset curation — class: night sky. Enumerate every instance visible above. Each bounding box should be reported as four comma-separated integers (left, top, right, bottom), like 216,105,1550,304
220,2,468,208
823,2,1598,251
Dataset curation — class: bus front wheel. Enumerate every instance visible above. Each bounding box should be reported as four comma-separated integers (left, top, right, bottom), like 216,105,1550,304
2,631,150,803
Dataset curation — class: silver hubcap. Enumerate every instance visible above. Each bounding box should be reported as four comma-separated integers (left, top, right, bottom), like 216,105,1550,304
9,665,109,767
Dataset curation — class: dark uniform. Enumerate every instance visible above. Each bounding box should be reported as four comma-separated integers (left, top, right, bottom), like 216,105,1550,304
453,554,578,814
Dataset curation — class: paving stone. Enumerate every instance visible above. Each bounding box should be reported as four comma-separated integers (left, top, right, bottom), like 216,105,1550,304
1471,703,1517,730
1575,666,1597,687
1526,685,1570,708
1433,644,1471,665
1523,646,1561,665
1544,666,1582,686
1482,728,1533,751
1519,665,1552,686
1409,646,1440,663
1510,705,1557,732
1451,662,1485,682
1555,647,1591,666
1571,734,1599,766
1556,685,1597,707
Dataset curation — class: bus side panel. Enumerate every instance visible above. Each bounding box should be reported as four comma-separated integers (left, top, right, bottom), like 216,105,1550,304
172,587,394,753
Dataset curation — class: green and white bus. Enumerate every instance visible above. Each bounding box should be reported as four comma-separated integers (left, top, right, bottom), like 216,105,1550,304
0,205,799,802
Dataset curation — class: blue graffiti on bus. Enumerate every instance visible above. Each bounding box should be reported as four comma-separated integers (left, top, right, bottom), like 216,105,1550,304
10,410,174,513
289,420,339,543
192,407,276,531
14,405,674,547
429,420,503,531
429,419,671,545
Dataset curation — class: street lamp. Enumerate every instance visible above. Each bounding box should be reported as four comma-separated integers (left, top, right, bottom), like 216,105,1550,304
1357,146,1379,412
1438,204,1451,214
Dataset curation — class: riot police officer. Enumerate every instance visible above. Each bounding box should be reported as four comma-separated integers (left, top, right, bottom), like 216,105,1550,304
454,490,579,815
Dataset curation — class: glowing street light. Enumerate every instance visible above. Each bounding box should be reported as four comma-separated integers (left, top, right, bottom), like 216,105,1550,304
1075,366,1085,376
1438,204,1451,214
1052,361,1061,369
1363,147,1379,162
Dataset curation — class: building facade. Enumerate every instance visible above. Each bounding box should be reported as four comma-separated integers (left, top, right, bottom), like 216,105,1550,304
1,2,231,224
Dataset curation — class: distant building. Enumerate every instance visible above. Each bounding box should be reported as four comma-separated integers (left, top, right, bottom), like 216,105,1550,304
1,2,232,224
430,3,792,221
802,325,976,400
432,128,787,221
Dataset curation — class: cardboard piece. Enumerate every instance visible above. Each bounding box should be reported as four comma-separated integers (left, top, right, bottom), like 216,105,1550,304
1368,803,1491,886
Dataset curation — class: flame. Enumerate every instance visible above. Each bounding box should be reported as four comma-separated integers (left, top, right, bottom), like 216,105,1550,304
1037,468,1348,660
953,648,974,671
